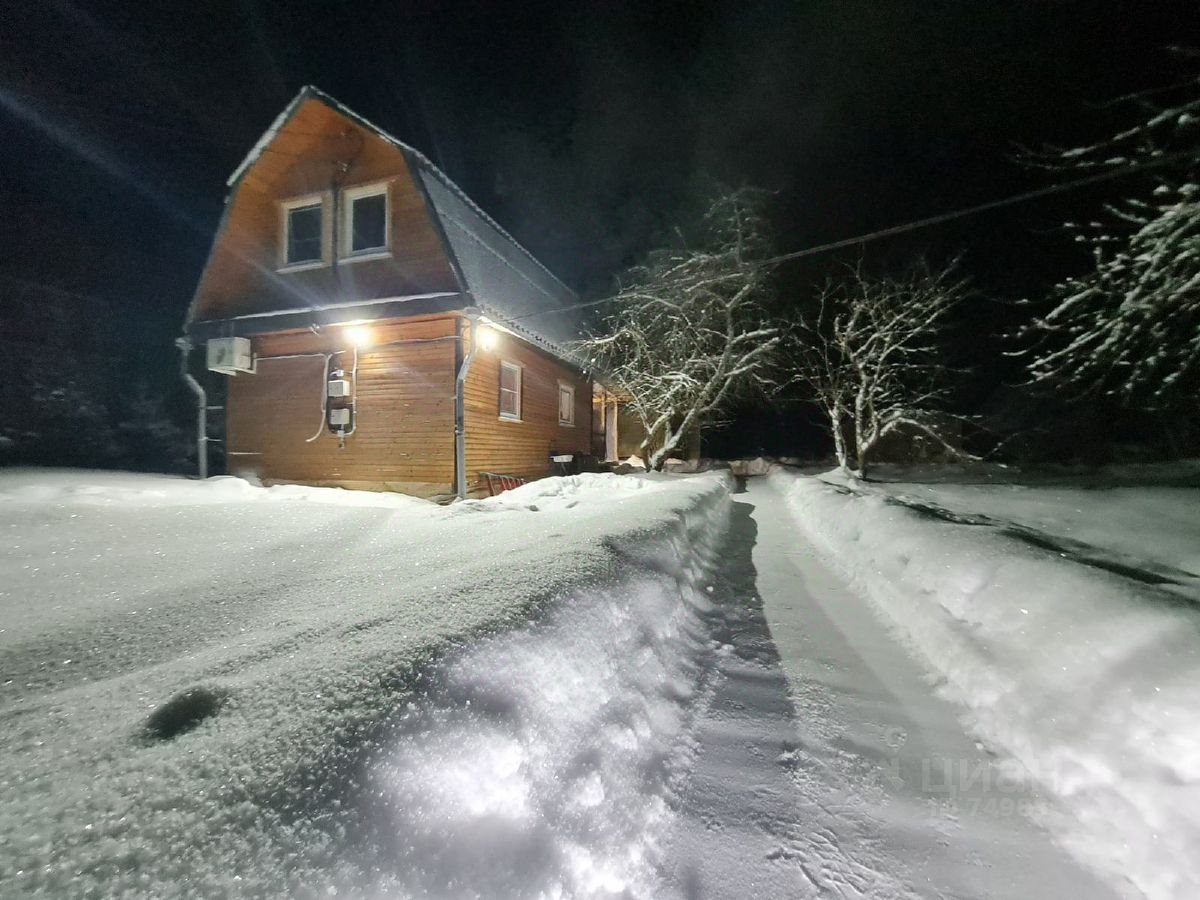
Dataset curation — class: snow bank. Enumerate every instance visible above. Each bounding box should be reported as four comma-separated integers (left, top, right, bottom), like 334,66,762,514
334,502,730,896
463,470,679,509
0,468,436,509
848,476,1200,600
0,469,731,896
728,456,775,476
770,469,1200,899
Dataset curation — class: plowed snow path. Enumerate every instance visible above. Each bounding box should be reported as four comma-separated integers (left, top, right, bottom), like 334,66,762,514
659,479,1118,898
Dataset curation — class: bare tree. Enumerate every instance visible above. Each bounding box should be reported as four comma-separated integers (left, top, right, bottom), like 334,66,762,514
580,189,781,471
790,261,973,476
1024,70,1200,439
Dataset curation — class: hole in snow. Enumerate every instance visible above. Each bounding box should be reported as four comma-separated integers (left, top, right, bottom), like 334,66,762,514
144,686,228,740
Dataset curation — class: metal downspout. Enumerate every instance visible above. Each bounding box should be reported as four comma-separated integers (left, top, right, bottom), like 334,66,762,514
454,310,480,500
174,337,207,479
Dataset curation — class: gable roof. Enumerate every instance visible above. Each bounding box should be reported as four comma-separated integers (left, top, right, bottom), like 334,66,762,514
213,86,584,357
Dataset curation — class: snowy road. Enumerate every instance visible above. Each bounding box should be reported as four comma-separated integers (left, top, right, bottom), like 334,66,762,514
659,479,1116,898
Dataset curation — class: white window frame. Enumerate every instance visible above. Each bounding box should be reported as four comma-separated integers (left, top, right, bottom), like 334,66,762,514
557,381,575,426
278,192,330,272
499,360,522,422
340,181,391,262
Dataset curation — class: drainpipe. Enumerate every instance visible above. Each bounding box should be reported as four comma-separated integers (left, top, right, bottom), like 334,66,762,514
174,336,207,479
454,309,481,500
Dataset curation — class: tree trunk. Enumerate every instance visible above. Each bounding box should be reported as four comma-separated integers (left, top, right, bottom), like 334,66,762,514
854,445,870,479
637,437,654,471
648,436,677,471
829,402,850,471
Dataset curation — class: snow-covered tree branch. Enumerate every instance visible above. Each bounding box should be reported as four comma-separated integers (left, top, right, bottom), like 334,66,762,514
1023,72,1200,433
789,260,973,476
578,189,782,471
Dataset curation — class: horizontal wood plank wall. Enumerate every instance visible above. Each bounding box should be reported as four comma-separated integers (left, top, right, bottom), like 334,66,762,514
226,316,457,495
464,329,592,491
191,97,458,323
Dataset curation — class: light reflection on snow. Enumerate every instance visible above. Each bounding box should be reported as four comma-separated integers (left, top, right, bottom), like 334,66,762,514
348,571,719,898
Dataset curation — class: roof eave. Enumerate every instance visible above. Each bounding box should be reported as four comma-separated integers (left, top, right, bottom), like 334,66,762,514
185,292,468,340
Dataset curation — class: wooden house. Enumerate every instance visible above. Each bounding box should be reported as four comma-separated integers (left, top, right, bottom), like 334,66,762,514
183,86,608,499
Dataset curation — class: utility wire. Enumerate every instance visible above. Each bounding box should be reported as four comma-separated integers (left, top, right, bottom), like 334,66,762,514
759,148,1195,269
505,148,1197,324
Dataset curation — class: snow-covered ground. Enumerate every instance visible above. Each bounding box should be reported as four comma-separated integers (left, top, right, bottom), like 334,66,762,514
828,463,1200,603
0,468,730,895
772,465,1200,899
657,480,1114,899
3,464,1188,898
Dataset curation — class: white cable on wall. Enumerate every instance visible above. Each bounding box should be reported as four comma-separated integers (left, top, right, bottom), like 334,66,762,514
304,353,333,442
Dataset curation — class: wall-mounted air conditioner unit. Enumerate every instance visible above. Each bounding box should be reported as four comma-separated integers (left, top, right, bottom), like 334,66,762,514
206,337,254,374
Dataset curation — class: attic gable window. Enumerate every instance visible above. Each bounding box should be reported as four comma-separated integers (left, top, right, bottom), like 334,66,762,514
341,182,390,260
280,194,328,271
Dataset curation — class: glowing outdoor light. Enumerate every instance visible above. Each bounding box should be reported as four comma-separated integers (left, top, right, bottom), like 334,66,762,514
344,325,373,347
477,325,498,351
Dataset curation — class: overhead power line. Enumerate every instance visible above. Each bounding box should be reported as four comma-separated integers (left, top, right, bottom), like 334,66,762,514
757,149,1195,269
507,148,1196,324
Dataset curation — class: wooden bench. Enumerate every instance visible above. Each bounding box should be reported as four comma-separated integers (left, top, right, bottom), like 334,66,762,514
480,472,526,496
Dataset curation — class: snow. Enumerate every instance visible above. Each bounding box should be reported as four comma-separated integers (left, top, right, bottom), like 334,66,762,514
0,468,437,509
689,480,1116,899
335,475,1114,898
0,467,730,895
330,542,722,896
3,463,1184,897
854,475,1200,600
228,291,458,321
770,465,1200,899
728,455,776,476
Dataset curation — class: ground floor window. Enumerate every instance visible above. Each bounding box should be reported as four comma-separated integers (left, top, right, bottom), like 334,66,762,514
558,382,575,426
500,361,522,420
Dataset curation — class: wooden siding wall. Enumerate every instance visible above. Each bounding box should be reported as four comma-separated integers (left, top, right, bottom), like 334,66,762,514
191,98,458,323
464,328,592,489
226,316,457,495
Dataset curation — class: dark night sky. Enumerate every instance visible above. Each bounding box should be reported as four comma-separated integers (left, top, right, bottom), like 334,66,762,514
2,0,1199,392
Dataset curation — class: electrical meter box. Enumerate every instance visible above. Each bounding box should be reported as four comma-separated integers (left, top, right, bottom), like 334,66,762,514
328,408,352,427
327,379,351,398
206,337,254,374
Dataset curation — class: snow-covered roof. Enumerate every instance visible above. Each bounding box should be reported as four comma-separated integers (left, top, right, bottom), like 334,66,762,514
417,170,584,354
226,86,586,364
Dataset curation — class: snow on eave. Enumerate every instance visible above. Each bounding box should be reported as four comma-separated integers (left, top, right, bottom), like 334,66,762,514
475,301,591,374
225,88,312,188
226,291,460,321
